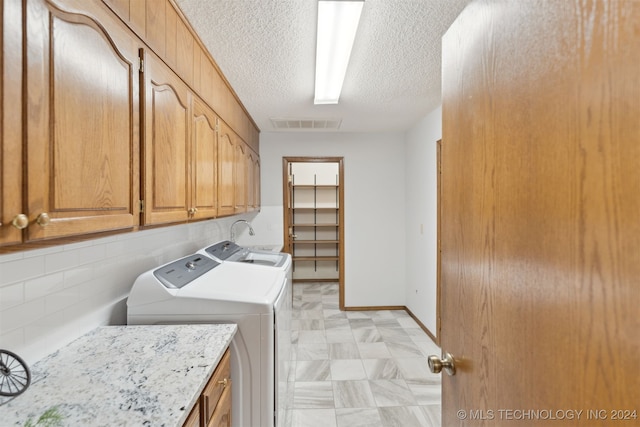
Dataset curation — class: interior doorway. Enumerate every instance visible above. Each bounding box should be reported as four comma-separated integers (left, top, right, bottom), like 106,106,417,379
282,157,345,309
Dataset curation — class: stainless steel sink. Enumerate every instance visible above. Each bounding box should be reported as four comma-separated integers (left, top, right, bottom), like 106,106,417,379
201,241,289,269
240,259,278,266
227,249,287,268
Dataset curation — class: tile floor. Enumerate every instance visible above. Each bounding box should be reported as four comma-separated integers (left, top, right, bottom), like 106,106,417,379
285,283,442,427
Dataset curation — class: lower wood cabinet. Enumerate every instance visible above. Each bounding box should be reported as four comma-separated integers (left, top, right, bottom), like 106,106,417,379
183,401,201,427
183,348,231,427
202,348,232,427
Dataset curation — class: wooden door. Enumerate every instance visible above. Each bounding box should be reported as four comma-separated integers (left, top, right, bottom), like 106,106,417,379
217,121,235,217
0,0,23,246
191,96,218,220
233,140,247,214
143,51,191,225
440,2,640,425
25,0,140,241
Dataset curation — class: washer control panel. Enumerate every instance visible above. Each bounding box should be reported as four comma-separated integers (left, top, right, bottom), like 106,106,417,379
153,254,220,289
204,240,242,261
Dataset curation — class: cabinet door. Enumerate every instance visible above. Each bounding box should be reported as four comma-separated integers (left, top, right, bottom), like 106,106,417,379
233,140,247,214
143,52,191,225
191,96,218,220
182,400,201,427
101,0,145,36
246,150,255,212
217,122,235,217
0,0,23,246
25,0,141,241
254,156,261,211
246,149,260,212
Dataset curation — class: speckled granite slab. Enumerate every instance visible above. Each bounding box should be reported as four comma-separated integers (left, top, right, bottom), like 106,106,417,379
0,324,236,426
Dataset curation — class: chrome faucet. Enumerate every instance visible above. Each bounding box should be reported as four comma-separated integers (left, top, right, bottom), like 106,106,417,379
230,219,255,242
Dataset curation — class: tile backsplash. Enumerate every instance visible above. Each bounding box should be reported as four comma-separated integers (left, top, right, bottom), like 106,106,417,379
0,215,255,364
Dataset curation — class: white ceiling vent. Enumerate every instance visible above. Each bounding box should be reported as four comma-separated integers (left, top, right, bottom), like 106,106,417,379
270,117,342,131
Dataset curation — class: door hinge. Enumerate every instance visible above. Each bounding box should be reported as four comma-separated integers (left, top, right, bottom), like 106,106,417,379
139,57,144,73
139,200,145,213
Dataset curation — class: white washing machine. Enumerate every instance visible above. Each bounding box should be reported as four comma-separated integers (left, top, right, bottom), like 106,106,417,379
198,241,293,425
127,253,291,427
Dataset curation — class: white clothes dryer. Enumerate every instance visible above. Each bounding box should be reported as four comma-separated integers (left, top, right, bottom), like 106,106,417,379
127,253,291,427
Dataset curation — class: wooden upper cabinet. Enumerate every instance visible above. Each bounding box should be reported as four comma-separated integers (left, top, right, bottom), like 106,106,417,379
102,0,145,36
143,54,220,225
234,140,247,214
143,52,191,225
246,149,260,212
144,0,166,57
175,18,194,86
217,122,235,217
24,0,141,242
1,0,23,246
191,96,218,220
251,151,261,212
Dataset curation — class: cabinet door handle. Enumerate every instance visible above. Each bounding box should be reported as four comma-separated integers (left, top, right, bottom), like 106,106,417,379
217,378,228,388
37,213,51,227
11,214,29,230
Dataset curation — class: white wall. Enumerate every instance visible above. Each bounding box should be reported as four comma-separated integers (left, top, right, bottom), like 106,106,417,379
404,106,442,336
0,213,256,364
257,131,406,307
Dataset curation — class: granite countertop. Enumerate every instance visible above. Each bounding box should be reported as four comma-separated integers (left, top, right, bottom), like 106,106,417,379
0,324,236,426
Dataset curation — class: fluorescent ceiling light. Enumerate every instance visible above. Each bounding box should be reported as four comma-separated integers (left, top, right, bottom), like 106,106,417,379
314,0,364,105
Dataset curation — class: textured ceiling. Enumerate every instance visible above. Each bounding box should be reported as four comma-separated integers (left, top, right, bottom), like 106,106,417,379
175,0,472,133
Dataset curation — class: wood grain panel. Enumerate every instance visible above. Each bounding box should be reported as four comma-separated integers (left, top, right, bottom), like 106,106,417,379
143,52,190,225
25,0,140,241
145,0,165,57
164,2,177,68
101,0,144,35
200,52,213,103
182,401,200,427
210,66,227,122
102,0,129,19
441,1,640,425
128,0,145,35
246,150,255,212
191,96,218,220
192,40,201,93
233,140,247,213
176,17,193,85
217,121,235,217
253,154,260,210
0,0,23,246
